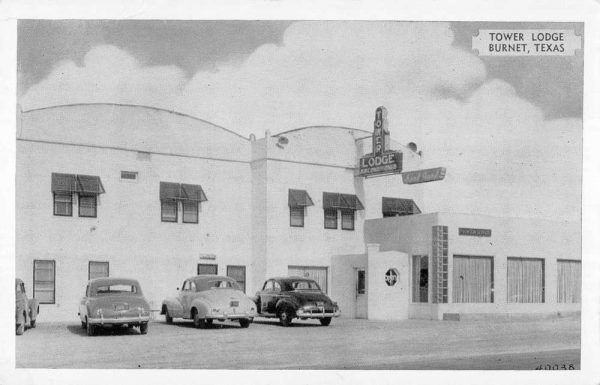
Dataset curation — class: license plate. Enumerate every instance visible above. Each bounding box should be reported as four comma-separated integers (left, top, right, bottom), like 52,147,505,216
316,301,324,307
230,301,239,307
114,304,128,311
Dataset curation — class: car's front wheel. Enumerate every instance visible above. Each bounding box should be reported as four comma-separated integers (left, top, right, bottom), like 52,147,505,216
193,310,208,329
319,317,332,326
239,318,251,328
139,322,148,335
16,323,24,335
165,310,173,324
278,308,294,327
30,319,36,328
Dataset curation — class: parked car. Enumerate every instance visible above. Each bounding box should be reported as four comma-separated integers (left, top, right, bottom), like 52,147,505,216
15,278,39,335
78,277,151,336
161,275,257,328
253,277,340,326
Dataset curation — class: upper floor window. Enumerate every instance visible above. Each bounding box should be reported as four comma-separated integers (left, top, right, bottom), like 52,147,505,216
288,189,314,227
322,192,364,231
52,173,105,218
160,182,207,224
382,197,421,217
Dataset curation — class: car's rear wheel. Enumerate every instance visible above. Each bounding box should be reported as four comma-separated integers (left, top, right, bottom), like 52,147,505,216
278,307,294,327
239,318,251,328
16,322,24,335
319,317,332,326
81,320,87,329
193,310,208,329
30,319,36,328
86,320,96,336
139,322,148,335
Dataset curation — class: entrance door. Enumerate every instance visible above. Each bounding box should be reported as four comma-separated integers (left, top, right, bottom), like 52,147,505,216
355,268,367,318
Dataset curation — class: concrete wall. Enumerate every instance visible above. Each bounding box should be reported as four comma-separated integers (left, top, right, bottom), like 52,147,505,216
16,105,253,320
366,245,409,320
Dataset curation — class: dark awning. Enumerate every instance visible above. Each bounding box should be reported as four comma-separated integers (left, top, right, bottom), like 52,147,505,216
160,182,207,202
51,173,105,194
323,192,364,210
77,175,105,194
51,173,78,193
181,183,208,202
382,197,421,215
288,189,314,207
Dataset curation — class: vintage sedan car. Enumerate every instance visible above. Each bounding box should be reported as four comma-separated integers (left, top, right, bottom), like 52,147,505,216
254,277,340,326
161,275,257,328
15,278,39,335
78,277,151,336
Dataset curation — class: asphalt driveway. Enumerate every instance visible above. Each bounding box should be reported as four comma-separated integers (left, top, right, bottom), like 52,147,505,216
15,316,580,370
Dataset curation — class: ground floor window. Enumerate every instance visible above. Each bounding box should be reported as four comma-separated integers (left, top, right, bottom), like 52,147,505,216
557,259,581,303
33,260,55,304
412,255,429,303
89,261,109,280
452,255,493,303
288,265,328,293
507,257,544,303
356,269,366,294
227,265,246,293
198,263,218,275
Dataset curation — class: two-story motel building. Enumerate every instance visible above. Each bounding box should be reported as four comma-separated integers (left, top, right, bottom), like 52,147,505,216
16,103,581,321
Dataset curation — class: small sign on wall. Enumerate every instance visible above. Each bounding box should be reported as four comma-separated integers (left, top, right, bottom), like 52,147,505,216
458,228,492,237
385,268,399,286
199,253,216,260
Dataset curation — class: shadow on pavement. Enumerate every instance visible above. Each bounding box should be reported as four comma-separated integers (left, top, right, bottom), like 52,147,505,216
163,320,247,330
252,319,322,327
66,324,142,337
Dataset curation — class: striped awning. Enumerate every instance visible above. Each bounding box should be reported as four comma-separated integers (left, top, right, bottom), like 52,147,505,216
160,182,207,202
51,173,105,194
382,197,421,216
323,192,364,210
288,189,314,207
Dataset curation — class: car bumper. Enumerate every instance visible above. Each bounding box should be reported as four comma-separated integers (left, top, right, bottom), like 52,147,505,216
88,315,150,325
207,311,257,320
296,308,341,318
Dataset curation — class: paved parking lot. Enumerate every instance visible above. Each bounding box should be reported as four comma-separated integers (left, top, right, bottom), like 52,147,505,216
16,316,580,369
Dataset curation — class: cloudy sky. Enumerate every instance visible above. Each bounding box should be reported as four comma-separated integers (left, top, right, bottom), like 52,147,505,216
17,20,583,221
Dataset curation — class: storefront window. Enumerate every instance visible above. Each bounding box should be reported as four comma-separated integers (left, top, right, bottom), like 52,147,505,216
412,255,428,302
507,257,544,303
452,255,493,303
557,260,581,303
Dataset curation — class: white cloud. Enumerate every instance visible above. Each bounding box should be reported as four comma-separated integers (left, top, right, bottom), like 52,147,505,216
19,21,581,221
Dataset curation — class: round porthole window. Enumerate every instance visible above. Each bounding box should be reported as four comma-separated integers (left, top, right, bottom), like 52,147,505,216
385,268,399,286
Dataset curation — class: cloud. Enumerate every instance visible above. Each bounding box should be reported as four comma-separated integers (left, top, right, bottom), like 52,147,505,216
19,21,581,221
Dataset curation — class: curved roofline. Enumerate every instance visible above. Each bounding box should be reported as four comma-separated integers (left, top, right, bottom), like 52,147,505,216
21,103,249,141
274,125,371,137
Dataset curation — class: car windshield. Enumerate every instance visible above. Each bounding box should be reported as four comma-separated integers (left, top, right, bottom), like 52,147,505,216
290,280,321,291
206,279,241,290
94,284,139,295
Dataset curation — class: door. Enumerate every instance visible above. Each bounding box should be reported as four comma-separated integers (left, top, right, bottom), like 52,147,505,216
179,280,194,317
258,280,279,315
355,268,367,319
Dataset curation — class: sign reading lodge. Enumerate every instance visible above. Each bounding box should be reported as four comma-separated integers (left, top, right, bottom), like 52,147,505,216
358,106,403,177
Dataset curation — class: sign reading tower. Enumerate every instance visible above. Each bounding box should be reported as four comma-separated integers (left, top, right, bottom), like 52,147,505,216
358,106,403,177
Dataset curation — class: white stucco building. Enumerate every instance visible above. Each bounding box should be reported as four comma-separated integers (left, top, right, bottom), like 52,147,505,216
16,103,581,321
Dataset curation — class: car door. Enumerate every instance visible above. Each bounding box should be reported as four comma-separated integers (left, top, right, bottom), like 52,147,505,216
179,280,193,318
264,281,283,314
259,280,275,315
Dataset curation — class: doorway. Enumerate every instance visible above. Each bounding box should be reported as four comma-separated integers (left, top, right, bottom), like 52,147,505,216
355,268,367,318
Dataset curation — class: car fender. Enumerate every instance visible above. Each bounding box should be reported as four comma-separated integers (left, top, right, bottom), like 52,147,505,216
28,298,39,321
162,297,184,318
15,305,25,324
190,298,210,318
275,297,299,315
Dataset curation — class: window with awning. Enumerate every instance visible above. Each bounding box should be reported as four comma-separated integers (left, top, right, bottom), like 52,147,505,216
382,197,421,217
288,189,314,227
160,182,207,223
51,173,105,217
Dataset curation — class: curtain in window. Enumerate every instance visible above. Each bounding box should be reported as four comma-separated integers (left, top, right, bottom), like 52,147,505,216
412,255,428,303
89,262,109,280
507,258,544,303
288,266,328,293
452,256,493,303
557,260,581,303
182,201,198,223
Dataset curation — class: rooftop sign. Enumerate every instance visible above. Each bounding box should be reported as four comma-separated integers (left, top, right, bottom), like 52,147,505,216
358,106,403,177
